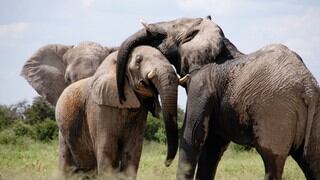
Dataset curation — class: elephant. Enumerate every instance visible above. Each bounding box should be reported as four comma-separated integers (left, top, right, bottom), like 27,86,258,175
115,16,243,102
21,41,118,105
55,46,179,179
177,44,320,179
115,16,320,179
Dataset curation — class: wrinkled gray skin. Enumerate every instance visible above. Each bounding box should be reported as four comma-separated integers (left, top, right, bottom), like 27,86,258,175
179,44,320,180
116,17,320,179
55,46,178,179
21,41,117,105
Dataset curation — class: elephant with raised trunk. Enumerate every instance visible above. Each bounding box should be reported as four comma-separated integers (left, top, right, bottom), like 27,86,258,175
177,44,320,179
55,46,178,178
115,16,320,179
116,16,242,102
21,41,117,105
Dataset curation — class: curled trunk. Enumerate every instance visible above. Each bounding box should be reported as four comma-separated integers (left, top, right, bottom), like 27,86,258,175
116,29,166,103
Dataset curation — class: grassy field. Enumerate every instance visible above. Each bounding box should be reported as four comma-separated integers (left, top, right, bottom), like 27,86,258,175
0,138,305,180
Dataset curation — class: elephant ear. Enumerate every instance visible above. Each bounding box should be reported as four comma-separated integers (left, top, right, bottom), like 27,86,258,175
21,44,73,105
91,52,140,108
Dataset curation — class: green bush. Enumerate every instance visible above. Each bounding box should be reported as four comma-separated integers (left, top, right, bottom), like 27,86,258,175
24,97,55,124
34,118,58,142
145,107,185,143
0,128,18,145
145,114,164,142
230,143,252,152
154,127,166,143
0,105,13,129
13,121,35,137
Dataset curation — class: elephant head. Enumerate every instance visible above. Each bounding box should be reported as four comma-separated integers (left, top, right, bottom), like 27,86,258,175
21,41,117,105
116,16,244,102
91,46,179,166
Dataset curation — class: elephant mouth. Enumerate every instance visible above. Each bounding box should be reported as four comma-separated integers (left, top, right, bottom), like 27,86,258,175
135,78,159,97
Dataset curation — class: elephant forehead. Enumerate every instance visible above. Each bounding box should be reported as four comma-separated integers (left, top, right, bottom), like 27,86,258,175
63,41,108,64
156,17,202,30
130,46,164,58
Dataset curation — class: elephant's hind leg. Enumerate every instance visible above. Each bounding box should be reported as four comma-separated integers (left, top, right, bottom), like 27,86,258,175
252,98,298,179
195,134,230,180
56,83,96,172
291,102,320,179
58,131,76,177
256,145,287,180
291,146,317,180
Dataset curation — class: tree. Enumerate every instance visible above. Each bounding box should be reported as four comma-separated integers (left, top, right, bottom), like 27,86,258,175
0,105,13,129
24,96,55,124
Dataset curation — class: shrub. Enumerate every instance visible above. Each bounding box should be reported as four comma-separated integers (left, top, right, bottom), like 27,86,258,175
145,114,164,142
24,97,55,124
230,143,252,152
13,121,35,137
0,128,18,145
145,107,185,143
34,118,58,142
0,105,13,129
154,127,166,143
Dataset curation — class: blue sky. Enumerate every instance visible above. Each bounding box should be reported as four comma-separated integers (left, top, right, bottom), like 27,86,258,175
0,0,319,108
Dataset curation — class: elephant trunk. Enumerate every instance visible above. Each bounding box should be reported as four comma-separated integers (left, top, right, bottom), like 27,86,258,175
152,71,178,166
116,28,166,103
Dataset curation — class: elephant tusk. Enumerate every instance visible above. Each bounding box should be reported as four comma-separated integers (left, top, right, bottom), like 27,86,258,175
147,70,156,79
140,18,149,28
179,74,190,85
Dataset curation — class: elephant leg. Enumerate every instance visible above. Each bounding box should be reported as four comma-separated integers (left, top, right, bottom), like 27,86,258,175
291,106,320,180
96,140,120,177
177,83,213,180
119,133,144,179
256,146,287,180
195,134,230,180
95,106,123,177
290,146,317,180
251,99,298,180
119,111,147,179
58,131,75,177
95,120,120,177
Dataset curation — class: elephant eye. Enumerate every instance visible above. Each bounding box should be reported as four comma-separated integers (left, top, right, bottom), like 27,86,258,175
136,54,143,64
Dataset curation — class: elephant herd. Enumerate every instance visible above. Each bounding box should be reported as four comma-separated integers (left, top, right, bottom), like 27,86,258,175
21,16,320,180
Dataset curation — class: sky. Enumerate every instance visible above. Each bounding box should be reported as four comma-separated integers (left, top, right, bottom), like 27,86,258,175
0,0,319,109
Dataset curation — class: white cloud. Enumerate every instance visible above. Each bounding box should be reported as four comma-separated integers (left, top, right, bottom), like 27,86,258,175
0,22,29,39
81,0,95,9
248,7,320,61
176,0,243,14
175,0,287,14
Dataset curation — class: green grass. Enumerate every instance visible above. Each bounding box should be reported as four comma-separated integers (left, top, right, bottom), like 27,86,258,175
0,139,305,180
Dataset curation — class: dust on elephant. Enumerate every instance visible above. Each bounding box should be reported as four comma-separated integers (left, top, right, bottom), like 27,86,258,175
21,41,117,105
55,46,178,178
115,16,243,102
177,44,320,180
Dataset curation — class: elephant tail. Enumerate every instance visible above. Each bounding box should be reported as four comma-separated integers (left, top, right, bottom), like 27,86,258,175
303,88,319,157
